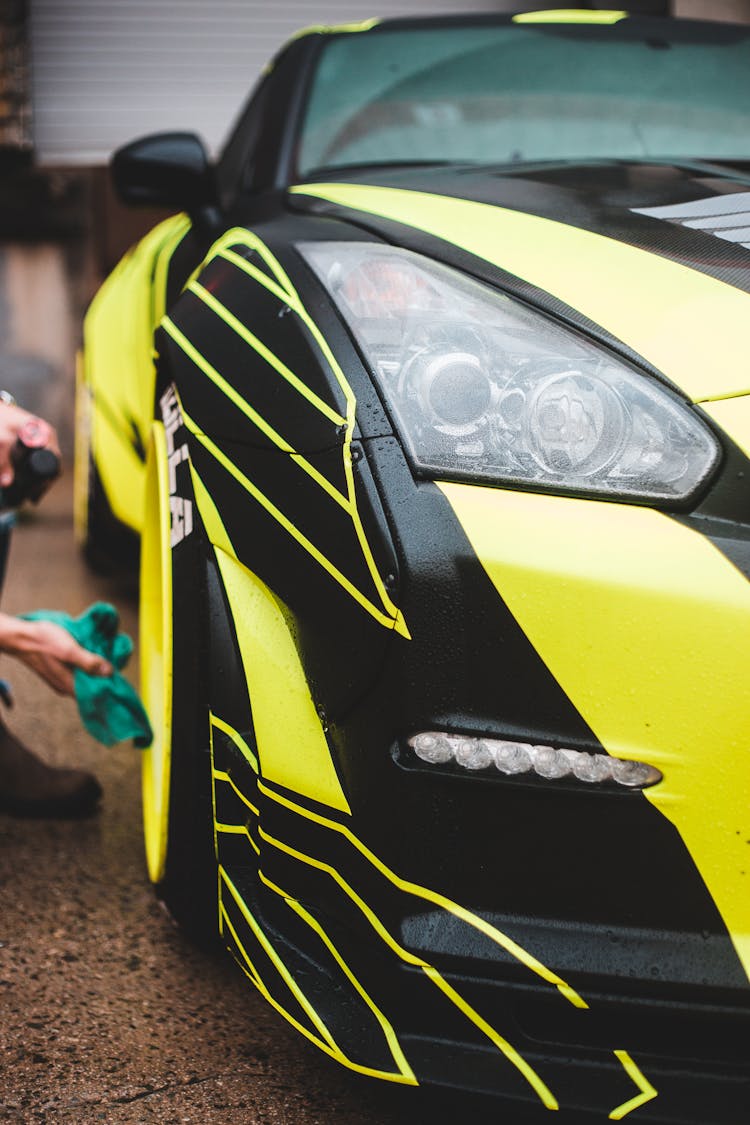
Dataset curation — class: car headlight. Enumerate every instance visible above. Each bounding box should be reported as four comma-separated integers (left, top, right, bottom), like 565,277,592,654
298,242,720,504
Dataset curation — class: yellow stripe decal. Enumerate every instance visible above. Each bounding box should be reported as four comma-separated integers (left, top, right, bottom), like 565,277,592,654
164,315,350,510
219,868,414,1083
214,808,260,856
167,232,408,637
422,965,557,1109
215,763,553,1095
208,719,219,859
290,183,750,402
210,712,259,775
185,282,346,426
514,9,627,23
213,768,260,818
258,869,416,1083
439,481,750,981
218,246,295,307
220,896,336,1046
198,229,407,635
222,865,339,1049
609,1051,658,1121
702,394,750,460
257,778,585,1008
222,908,263,988
164,316,303,441
215,743,658,1106
184,415,403,636
256,825,557,1109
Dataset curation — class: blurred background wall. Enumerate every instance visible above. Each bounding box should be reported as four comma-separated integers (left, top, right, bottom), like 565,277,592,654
0,0,749,455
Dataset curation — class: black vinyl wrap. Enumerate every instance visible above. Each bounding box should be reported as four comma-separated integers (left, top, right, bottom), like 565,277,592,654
163,268,348,453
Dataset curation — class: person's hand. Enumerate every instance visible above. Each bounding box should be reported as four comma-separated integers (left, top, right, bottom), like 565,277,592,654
0,402,61,490
0,614,113,696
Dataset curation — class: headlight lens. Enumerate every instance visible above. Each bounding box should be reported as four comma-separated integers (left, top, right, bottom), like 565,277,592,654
299,242,720,503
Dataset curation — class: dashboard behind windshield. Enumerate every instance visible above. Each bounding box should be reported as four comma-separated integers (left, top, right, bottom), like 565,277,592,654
297,20,750,175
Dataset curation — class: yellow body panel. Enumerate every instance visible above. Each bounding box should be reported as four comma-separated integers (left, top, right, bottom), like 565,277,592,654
211,545,351,816
82,214,190,532
439,481,750,980
291,183,750,402
191,461,352,815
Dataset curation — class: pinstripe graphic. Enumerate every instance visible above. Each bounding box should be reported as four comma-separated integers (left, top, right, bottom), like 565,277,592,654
211,716,658,1116
291,182,750,401
212,756,558,1107
211,729,415,1086
162,230,409,638
163,318,350,508
180,283,345,426
221,866,341,1051
219,871,417,1083
256,818,561,1107
609,1052,658,1121
257,868,416,1082
186,418,401,633
210,712,259,775
255,776,586,1009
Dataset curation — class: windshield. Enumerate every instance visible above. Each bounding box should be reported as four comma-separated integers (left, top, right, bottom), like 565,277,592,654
297,20,750,175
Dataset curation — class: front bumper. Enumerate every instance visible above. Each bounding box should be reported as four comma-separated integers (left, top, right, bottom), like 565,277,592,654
212,727,750,1122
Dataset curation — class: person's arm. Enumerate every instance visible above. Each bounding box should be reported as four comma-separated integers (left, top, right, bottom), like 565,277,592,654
0,613,113,696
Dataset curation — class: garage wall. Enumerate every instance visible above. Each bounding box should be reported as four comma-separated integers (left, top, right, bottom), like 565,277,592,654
29,0,522,165
675,0,750,19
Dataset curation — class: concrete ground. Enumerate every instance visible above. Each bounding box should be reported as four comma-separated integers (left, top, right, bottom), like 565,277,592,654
0,477,549,1125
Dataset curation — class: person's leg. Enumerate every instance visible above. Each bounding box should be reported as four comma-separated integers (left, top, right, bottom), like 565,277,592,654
0,715,102,817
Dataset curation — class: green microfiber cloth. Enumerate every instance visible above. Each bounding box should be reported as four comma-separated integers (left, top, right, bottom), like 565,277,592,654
21,602,153,748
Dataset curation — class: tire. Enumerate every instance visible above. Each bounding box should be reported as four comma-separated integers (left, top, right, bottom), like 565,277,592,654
140,411,218,949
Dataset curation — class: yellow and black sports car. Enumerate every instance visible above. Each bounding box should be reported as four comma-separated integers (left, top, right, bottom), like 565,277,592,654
77,9,750,1121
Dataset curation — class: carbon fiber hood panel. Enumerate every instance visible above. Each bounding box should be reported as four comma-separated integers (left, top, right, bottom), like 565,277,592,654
294,160,750,292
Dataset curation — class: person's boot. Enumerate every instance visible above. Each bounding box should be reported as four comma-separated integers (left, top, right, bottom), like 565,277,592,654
0,717,102,818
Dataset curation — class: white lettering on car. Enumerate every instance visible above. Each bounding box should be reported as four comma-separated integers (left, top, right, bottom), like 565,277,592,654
160,385,193,548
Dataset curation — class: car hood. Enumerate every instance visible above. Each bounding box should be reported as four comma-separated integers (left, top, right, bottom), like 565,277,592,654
290,160,750,407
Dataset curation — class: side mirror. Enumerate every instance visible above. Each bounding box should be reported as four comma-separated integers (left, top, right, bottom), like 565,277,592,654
111,132,218,216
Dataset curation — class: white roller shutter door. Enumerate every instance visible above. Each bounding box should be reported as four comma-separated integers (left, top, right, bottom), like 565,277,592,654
30,1,516,165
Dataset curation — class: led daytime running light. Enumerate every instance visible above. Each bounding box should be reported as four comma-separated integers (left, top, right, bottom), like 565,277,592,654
408,732,661,789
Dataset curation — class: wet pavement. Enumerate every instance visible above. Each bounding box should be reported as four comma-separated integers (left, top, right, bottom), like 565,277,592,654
0,479,556,1125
